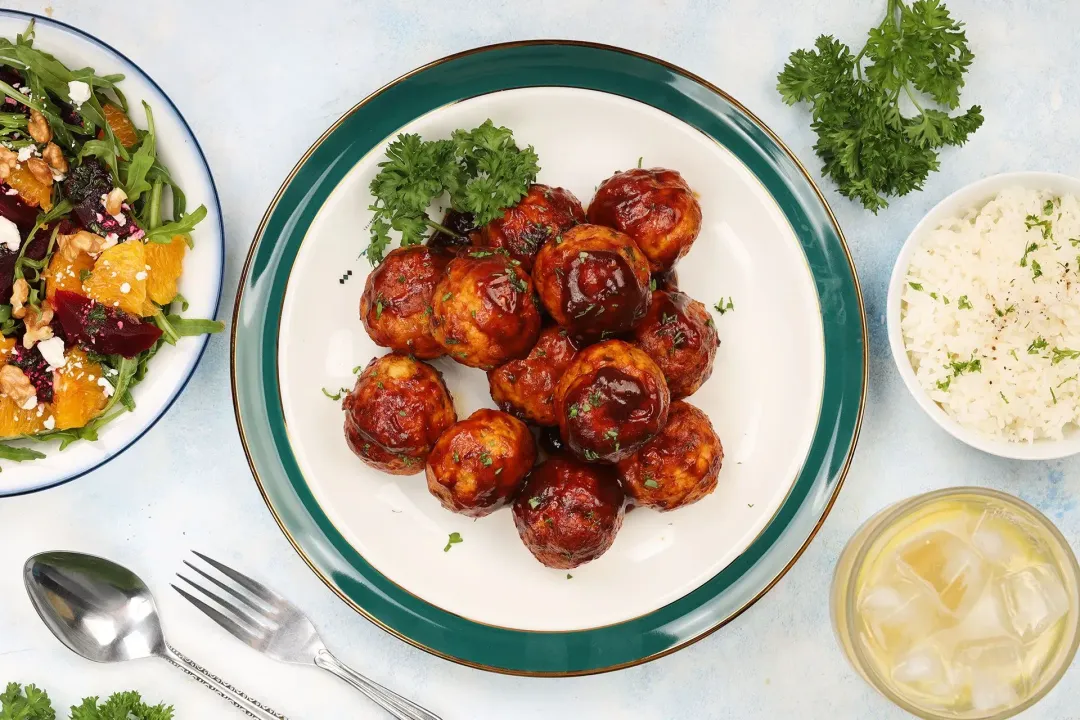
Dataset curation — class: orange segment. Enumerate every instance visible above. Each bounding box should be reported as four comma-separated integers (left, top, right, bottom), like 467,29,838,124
50,348,108,430
85,240,147,315
101,103,138,149
6,165,53,211
143,235,186,306
0,396,46,437
0,336,14,365
43,248,95,301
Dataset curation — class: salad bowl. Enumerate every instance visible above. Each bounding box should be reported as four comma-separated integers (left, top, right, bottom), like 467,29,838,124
0,10,224,496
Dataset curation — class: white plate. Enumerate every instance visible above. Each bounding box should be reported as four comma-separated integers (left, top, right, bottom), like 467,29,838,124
277,87,825,631
887,171,1080,460
0,11,224,495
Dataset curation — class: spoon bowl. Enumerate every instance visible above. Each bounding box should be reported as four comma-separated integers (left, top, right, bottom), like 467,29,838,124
24,551,165,663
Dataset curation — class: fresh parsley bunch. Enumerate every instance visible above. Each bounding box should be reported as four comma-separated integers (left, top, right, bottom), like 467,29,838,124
1,683,173,720
777,0,983,212
366,119,539,264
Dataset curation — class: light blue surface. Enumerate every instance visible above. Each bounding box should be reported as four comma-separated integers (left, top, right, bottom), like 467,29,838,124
0,1,1077,718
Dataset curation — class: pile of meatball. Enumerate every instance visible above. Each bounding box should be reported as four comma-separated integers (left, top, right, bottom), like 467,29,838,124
343,168,724,570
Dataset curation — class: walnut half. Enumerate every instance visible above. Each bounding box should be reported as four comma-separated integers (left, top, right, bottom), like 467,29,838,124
10,278,29,319
0,146,16,182
27,109,52,144
58,230,113,260
42,142,67,174
22,302,55,350
0,365,37,409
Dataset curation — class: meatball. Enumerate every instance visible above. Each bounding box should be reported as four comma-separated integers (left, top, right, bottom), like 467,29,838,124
487,326,578,426
532,224,651,343
343,354,457,475
426,409,536,517
555,340,670,463
359,246,452,359
652,267,678,292
427,209,480,252
512,456,625,568
430,254,542,369
631,290,719,399
587,168,702,273
617,401,723,510
479,184,585,270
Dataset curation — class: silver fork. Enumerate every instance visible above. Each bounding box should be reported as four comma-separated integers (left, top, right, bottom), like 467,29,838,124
173,551,443,720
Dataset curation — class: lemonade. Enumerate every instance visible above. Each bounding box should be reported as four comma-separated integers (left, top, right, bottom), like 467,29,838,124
832,488,1080,719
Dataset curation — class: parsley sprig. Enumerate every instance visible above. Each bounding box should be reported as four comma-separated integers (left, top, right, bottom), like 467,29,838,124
777,0,983,212
365,120,540,264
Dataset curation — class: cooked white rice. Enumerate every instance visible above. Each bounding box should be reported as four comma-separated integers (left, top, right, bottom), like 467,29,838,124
901,187,1080,442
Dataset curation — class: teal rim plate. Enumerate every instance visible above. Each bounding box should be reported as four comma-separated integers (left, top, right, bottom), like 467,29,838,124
232,40,867,676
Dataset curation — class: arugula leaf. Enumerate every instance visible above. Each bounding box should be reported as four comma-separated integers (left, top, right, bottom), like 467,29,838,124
143,204,206,246
777,0,982,211
120,101,156,203
0,442,46,463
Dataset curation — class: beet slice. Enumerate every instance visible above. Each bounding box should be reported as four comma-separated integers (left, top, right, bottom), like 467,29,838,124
53,290,162,358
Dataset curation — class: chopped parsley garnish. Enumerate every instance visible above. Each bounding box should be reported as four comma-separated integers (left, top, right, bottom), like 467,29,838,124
1024,215,1053,241
568,404,579,418
936,377,951,392
453,452,460,464
375,296,386,318
649,278,657,292
443,532,463,552
1019,241,1040,268
1031,259,1043,280
398,410,407,417
534,348,547,358
479,451,493,467
469,250,497,258
567,573,573,580
952,292,970,307
1000,391,1009,404
714,297,735,315
909,282,924,291
583,449,600,461
442,291,453,302
1051,347,1080,365
321,387,349,400
79,268,92,283
637,156,643,168
352,365,362,374
1059,375,1078,388
661,313,676,325
528,496,541,509
1044,199,1055,215
1028,337,1049,354
947,354,982,377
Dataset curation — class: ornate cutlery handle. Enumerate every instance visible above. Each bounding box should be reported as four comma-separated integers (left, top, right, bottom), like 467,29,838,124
161,643,287,720
314,649,442,720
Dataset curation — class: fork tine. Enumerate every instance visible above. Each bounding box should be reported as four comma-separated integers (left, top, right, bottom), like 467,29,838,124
177,573,275,633
191,551,288,606
183,560,269,614
172,583,267,651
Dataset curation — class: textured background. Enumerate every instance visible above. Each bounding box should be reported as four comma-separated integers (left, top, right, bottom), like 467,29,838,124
1,0,1078,718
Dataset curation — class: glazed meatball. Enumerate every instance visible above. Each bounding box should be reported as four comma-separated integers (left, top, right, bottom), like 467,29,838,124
587,168,702,273
512,456,625,568
532,224,651,342
652,267,678,292
427,209,480,252
343,354,457,475
479,184,585,270
430,254,542,369
487,326,578,426
631,290,719,399
555,340,670,463
617,401,723,510
426,409,536,517
359,246,452,359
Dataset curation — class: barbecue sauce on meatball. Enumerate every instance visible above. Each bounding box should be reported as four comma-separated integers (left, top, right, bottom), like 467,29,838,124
632,289,719,399
359,246,452,359
478,184,585,270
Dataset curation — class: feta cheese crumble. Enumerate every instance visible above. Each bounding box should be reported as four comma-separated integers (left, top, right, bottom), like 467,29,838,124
0,216,21,252
36,336,67,370
67,80,91,107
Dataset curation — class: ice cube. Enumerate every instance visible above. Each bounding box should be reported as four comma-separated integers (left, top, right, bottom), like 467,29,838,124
859,575,949,653
898,530,989,617
970,511,1028,569
892,642,960,701
996,564,1070,642
955,637,1027,712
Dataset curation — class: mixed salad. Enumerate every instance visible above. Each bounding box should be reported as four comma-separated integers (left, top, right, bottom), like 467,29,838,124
0,21,221,464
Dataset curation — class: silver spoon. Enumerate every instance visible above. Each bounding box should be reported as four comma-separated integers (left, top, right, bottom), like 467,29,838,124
24,551,286,720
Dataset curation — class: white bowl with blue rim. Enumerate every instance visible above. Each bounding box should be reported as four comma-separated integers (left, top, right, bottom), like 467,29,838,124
0,10,224,495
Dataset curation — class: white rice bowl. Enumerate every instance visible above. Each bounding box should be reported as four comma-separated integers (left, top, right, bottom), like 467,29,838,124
901,187,1080,443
